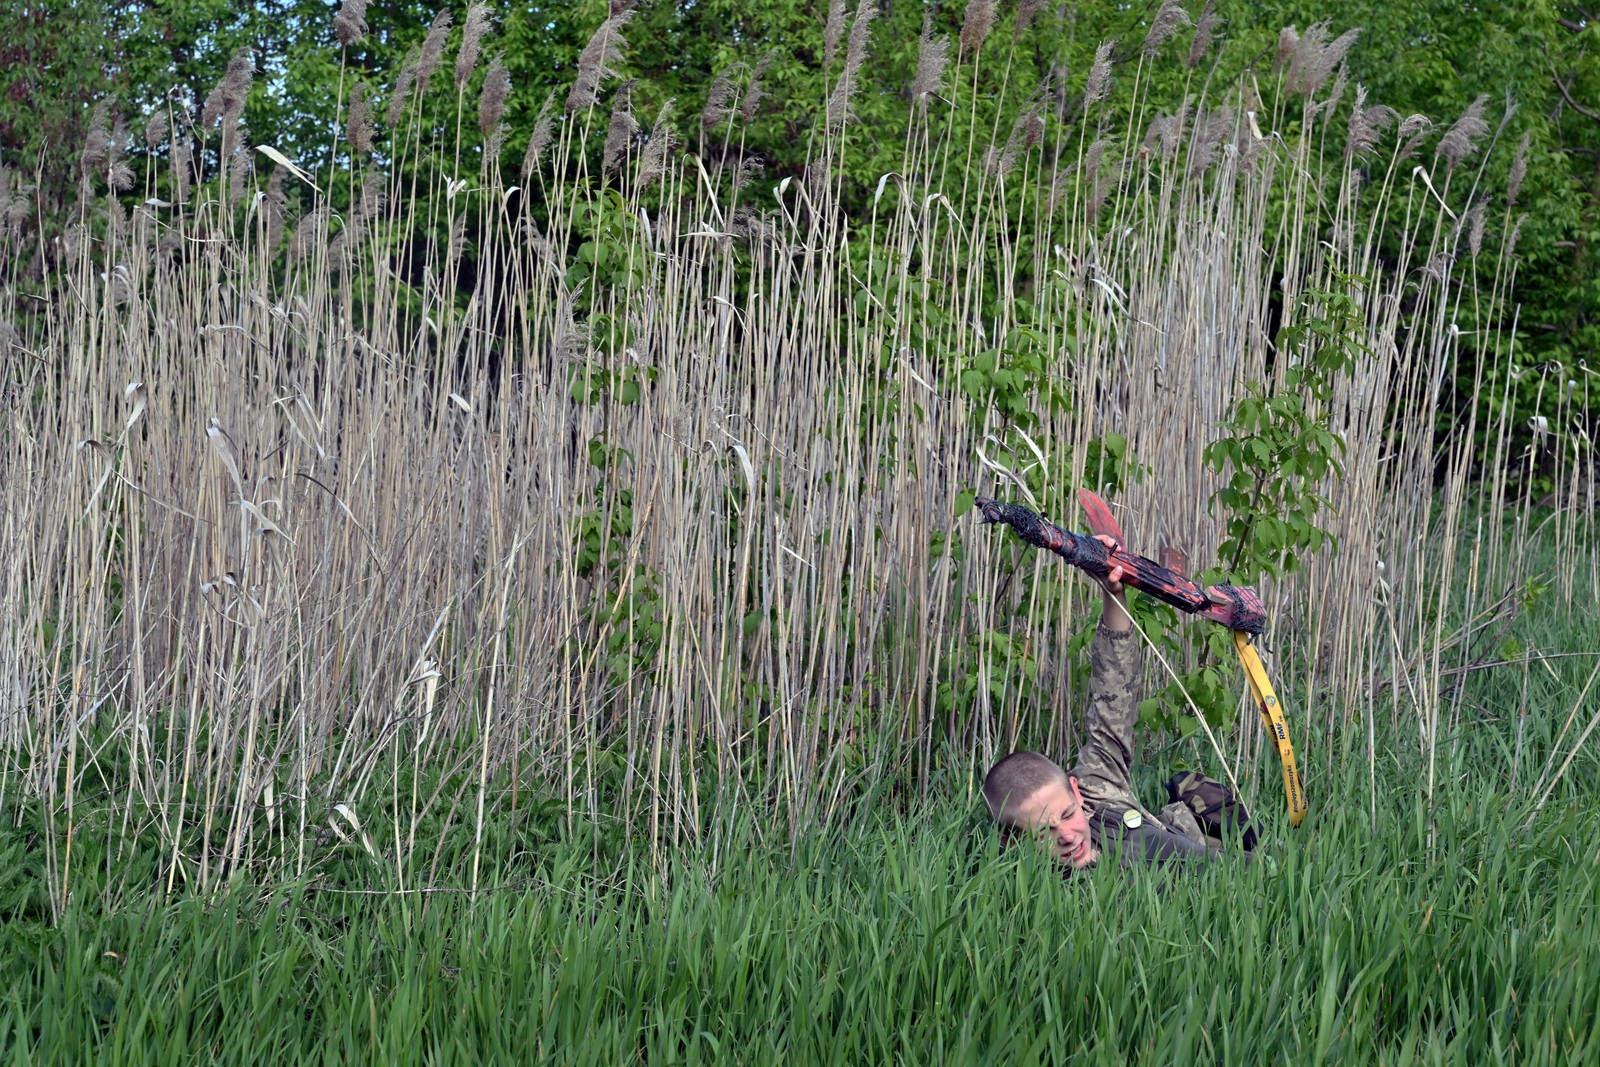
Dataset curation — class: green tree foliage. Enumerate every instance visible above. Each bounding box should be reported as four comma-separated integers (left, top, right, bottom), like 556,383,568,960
1,1,117,216
4,1,1585,474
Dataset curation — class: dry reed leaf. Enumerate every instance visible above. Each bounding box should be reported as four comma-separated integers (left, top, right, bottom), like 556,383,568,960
1411,166,1457,221
976,442,1040,511
263,777,276,829
418,606,452,662
256,146,320,192
123,381,147,437
241,499,295,544
76,439,115,515
1010,426,1050,475
780,543,813,569
331,803,379,858
873,172,902,206
901,354,937,395
206,419,245,503
408,657,444,748
407,657,443,687
729,442,757,501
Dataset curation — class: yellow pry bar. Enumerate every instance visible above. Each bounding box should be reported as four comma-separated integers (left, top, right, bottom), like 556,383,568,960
1233,629,1308,827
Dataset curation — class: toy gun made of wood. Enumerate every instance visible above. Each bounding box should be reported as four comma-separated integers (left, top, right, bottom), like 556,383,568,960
976,489,1307,827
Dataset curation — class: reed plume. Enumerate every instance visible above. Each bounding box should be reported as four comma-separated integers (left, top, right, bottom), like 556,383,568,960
636,100,677,188
144,110,168,150
1284,22,1360,97
567,12,634,113
1187,0,1220,70
912,26,951,110
416,9,454,91
1014,0,1045,42
201,50,254,129
347,83,375,154
387,50,420,128
826,0,876,134
523,92,556,176
1143,0,1192,59
1346,86,1397,158
1084,42,1114,109
1438,95,1490,169
604,83,639,170
1508,133,1530,205
456,3,492,92
959,0,995,58
478,55,510,138
824,0,847,68
741,52,775,123
702,67,741,130
333,0,368,47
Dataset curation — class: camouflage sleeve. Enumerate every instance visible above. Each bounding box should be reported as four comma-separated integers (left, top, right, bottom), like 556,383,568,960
1069,623,1143,811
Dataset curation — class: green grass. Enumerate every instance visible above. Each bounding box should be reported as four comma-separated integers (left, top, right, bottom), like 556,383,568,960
5,716,1597,1065
6,531,1599,1065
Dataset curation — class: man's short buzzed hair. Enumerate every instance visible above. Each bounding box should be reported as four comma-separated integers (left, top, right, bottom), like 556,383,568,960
982,751,1069,825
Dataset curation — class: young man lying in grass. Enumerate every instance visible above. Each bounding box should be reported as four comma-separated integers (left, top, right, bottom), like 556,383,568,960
983,536,1217,871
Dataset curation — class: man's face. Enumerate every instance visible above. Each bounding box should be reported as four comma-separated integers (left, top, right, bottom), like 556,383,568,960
1012,776,1096,869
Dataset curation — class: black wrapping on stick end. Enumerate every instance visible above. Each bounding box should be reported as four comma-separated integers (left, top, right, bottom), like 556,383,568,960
973,497,1082,560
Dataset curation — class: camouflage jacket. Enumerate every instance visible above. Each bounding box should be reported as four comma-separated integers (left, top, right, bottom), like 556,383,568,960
1070,623,1212,866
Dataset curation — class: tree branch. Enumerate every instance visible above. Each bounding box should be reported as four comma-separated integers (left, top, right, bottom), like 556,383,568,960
1552,68,1600,125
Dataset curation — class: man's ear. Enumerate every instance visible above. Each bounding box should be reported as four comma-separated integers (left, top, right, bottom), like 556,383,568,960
1067,775,1084,805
